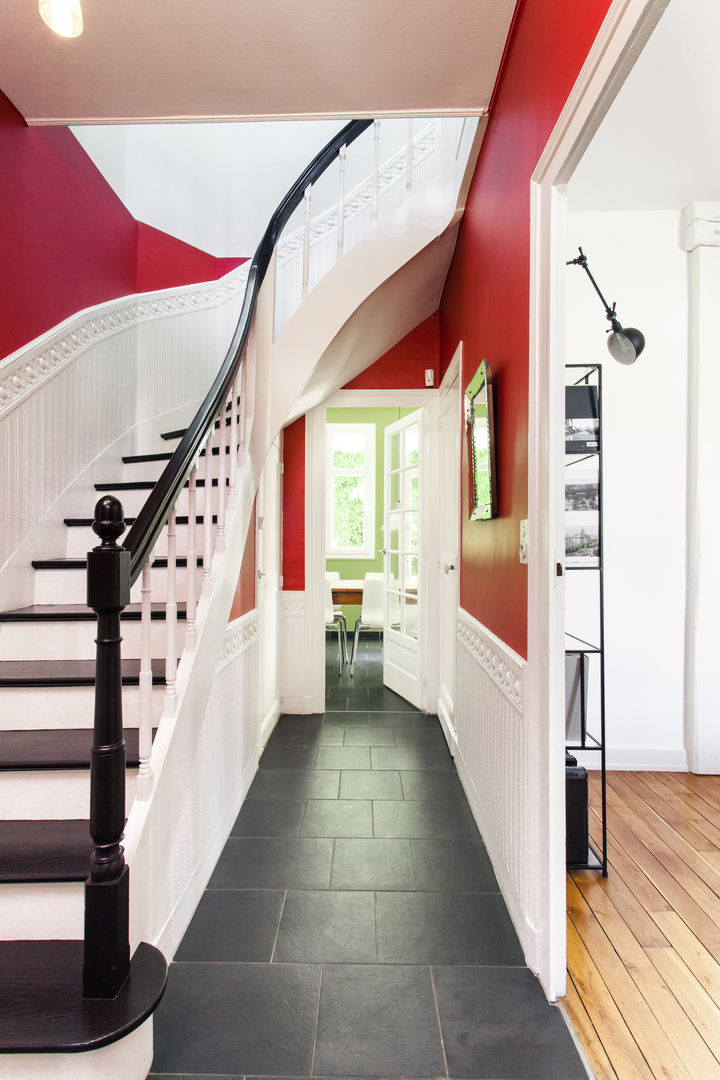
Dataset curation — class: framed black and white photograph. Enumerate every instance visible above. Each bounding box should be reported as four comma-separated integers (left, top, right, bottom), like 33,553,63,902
565,521,599,567
565,384,600,454
565,471,599,512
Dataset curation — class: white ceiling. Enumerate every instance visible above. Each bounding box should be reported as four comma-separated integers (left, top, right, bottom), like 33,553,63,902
568,0,720,212
0,0,515,125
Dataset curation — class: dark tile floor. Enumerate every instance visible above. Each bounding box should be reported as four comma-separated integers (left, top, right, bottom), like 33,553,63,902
148,638,586,1079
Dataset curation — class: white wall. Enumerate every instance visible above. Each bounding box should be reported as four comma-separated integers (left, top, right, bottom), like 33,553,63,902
72,119,420,258
565,209,688,770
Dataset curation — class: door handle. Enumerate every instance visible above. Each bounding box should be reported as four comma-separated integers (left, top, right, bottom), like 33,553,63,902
444,562,456,573
257,569,267,580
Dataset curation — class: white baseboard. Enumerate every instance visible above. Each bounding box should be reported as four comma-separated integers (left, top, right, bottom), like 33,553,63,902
577,746,688,771
260,698,281,748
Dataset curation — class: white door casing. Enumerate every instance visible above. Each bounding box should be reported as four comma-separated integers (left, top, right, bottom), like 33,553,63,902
383,409,423,708
437,346,461,745
257,437,281,740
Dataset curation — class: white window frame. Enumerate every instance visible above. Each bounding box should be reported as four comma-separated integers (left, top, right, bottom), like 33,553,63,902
326,422,376,559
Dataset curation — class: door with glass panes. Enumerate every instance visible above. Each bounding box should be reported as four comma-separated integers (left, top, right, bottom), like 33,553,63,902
383,410,422,707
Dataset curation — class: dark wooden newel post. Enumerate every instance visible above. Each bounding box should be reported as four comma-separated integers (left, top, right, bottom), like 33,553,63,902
83,495,131,998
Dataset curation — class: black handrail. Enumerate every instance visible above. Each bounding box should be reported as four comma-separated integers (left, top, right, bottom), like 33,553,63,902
123,117,374,584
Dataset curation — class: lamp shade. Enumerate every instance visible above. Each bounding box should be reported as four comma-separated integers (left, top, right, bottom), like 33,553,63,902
607,326,645,365
39,0,83,37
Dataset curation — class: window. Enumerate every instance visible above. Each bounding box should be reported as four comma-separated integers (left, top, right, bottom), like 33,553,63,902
326,423,376,558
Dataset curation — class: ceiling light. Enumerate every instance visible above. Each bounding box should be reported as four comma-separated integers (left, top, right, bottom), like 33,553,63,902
39,0,83,37
567,247,645,365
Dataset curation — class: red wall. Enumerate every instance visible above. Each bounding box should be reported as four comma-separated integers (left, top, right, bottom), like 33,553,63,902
0,90,246,361
228,500,257,622
282,416,306,591
439,0,611,658
0,91,137,359
137,223,246,294
343,313,440,389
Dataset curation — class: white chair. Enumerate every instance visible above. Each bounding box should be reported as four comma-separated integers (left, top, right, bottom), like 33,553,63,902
350,576,384,675
325,578,347,674
325,571,345,621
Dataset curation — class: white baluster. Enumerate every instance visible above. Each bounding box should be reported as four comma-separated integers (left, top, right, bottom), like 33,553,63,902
229,371,239,507
202,429,214,597
137,551,154,798
217,395,227,552
301,184,312,299
163,510,177,717
337,144,347,261
372,120,381,229
238,360,247,466
185,463,198,649
406,119,414,192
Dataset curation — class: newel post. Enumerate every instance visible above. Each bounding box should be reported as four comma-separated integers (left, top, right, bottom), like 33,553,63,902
83,495,131,999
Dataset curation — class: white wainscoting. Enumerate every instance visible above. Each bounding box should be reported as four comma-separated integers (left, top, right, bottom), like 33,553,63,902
454,609,545,977
149,611,260,961
278,591,321,715
0,268,247,575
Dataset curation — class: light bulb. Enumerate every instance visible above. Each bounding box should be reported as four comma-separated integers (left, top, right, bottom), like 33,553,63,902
39,0,83,37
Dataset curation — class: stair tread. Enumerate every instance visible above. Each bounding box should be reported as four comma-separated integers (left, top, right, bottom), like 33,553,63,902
123,445,232,464
0,819,92,881
31,555,203,570
0,939,166,1052
94,477,226,491
0,728,147,770
0,603,187,622
0,657,165,687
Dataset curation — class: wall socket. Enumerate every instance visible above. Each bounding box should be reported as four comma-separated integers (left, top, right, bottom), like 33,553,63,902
519,519,529,564
424,369,434,387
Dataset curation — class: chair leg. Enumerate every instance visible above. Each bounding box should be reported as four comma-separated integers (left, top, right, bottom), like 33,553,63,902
338,614,348,665
350,619,363,676
335,625,343,675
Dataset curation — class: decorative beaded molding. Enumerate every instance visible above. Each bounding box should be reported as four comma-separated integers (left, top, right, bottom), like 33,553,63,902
457,608,525,713
0,265,249,422
217,612,258,672
279,591,306,618
276,121,438,267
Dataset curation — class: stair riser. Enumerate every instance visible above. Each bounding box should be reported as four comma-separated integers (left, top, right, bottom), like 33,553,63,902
94,485,193,518
0,770,138,819
66,521,202,559
0,883,83,940
0,618,186,661
33,564,202,605
0,685,165,730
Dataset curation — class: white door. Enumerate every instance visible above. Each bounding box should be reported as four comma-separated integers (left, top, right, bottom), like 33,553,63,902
383,410,423,707
438,365,460,736
257,439,281,731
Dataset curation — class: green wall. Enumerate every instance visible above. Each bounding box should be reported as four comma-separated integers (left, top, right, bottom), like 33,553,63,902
326,405,415,627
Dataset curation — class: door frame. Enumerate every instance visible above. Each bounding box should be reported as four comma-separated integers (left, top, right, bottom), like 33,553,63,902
308,388,441,712
527,0,671,997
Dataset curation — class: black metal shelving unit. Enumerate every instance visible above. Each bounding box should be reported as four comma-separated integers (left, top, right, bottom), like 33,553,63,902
564,363,607,876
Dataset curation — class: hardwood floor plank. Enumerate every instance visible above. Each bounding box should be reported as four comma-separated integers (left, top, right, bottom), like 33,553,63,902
567,877,695,1080
569,772,720,1080
651,911,720,1010
622,771,720,853
572,862,669,948
566,916,654,1080
563,970,621,1080
588,810,672,917
606,774,720,900
646,945,720,1065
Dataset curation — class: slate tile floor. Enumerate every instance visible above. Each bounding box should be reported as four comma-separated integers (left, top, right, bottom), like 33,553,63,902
149,638,586,1079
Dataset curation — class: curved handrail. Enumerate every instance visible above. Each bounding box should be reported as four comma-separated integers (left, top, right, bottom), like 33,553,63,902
123,117,373,583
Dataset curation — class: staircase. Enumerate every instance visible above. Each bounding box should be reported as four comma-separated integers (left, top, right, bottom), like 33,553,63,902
0,116,477,1079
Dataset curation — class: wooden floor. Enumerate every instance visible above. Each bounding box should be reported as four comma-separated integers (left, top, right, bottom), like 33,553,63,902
566,771,720,1080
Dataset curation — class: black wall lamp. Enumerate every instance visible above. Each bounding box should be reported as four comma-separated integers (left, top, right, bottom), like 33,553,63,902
567,246,645,365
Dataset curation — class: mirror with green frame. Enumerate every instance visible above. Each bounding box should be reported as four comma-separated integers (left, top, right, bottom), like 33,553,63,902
464,359,497,521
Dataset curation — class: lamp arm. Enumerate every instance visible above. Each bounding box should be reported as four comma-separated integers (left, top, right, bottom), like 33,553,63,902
566,247,619,327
